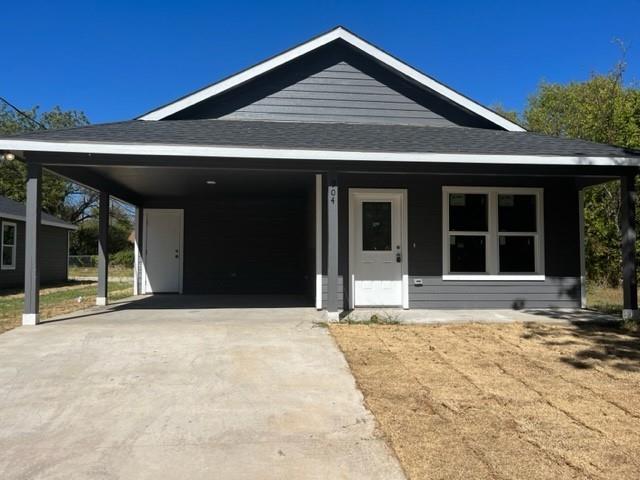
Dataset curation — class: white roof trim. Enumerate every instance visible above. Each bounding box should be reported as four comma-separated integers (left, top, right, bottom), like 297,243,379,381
1,138,637,167
137,27,526,132
0,212,77,230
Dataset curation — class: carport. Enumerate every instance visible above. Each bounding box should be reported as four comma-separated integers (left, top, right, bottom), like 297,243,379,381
40,160,321,309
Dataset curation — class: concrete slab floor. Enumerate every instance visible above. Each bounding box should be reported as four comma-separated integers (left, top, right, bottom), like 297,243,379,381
340,307,620,325
0,296,406,480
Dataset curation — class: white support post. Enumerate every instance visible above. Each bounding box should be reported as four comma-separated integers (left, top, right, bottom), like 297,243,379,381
315,174,323,310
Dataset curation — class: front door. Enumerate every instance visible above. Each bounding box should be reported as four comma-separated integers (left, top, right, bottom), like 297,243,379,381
144,209,183,293
351,190,406,307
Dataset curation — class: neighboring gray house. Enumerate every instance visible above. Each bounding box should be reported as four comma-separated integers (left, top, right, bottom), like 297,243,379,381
1,26,639,325
0,196,76,289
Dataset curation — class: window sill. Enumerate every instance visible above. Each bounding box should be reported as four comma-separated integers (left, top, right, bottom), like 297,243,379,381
442,274,545,281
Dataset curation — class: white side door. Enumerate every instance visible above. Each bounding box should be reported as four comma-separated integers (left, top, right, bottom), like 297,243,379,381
351,190,406,307
144,209,183,293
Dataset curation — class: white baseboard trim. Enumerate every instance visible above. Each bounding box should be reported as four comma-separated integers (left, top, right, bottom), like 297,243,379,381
22,313,40,326
96,297,107,306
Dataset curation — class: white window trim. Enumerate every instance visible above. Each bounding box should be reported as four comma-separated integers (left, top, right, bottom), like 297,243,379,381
1,221,17,271
442,186,545,281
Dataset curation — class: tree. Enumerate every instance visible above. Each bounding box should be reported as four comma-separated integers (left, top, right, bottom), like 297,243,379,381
519,62,640,286
0,103,95,221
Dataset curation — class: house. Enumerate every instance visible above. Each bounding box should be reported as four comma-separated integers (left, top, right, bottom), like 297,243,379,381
0,196,76,289
1,26,639,326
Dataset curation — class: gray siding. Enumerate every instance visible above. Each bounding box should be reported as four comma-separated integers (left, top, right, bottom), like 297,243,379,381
408,277,580,309
0,218,69,290
144,195,314,297
167,41,502,129
220,62,457,127
321,275,344,308
326,174,582,310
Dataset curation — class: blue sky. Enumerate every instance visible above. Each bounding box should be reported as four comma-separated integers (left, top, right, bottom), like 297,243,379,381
3,0,639,124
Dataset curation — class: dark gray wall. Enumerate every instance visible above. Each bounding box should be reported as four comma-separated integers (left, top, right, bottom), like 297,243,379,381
167,41,502,129
144,195,314,297
321,174,581,309
0,219,69,290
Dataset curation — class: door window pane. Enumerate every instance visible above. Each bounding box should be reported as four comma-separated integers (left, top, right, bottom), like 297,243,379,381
498,194,536,232
362,202,391,251
499,236,536,272
449,194,488,231
449,235,486,272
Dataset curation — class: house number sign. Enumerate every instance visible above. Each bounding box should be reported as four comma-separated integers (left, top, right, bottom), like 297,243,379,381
329,186,337,205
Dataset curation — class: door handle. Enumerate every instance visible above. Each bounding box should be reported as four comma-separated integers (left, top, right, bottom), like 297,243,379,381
396,252,402,263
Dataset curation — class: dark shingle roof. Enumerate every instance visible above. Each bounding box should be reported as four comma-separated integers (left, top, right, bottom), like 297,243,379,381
0,196,76,230
2,119,637,158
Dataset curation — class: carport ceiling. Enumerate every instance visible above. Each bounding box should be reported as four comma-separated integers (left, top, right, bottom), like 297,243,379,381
50,166,315,198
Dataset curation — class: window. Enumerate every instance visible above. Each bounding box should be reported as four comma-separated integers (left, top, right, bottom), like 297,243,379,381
1,221,17,270
362,202,392,251
443,188,544,280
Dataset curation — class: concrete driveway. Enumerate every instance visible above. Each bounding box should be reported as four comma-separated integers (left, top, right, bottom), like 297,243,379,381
0,296,405,480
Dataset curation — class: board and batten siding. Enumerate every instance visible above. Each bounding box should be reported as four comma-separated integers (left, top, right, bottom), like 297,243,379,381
322,174,581,310
0,218,69,289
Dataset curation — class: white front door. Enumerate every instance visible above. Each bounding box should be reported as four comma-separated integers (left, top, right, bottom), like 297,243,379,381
351,190,406,307
144,209,183,293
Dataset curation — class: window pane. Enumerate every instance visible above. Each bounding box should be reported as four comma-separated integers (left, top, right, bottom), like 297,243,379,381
362,202,391,251
498,194,536,232
2,246,13,266
3,224,15,245
449,194,488,232
449,235,486,273
499,236,536,272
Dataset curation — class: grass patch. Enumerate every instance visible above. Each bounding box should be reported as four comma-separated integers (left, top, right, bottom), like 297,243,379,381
0,280,133,334
68,266,133,278
587,284,640,331
339,311,401,325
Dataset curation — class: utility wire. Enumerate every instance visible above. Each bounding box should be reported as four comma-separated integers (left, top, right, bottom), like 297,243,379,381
0,96,47,130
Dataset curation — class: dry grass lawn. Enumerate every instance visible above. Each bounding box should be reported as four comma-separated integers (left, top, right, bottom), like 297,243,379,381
0,281,133,334
330,321,640,480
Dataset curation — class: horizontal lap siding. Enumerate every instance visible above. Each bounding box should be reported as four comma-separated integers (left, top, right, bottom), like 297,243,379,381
329,174,582,310
321,275,344,308
409,277,580,309
221,62,455,126
40,226,69,284
0,220,68,289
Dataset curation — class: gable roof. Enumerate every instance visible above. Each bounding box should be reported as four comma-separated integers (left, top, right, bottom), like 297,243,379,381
0,196,77,230
138,26,525,132
3,119,638,166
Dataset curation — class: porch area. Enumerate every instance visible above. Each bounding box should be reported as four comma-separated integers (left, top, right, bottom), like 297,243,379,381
14,156,640,325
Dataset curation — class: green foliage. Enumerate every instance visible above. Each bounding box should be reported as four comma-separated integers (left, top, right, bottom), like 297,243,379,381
520,63,640,286
0,104,93,222
69,202,133,256
111,250,134,268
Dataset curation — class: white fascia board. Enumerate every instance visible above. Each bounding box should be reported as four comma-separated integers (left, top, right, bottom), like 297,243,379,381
137,27,525,131
138,29,346,121
0,211,77,230
1,139,638,167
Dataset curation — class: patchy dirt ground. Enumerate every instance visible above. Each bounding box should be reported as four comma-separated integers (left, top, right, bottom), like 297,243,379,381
330,321,640,480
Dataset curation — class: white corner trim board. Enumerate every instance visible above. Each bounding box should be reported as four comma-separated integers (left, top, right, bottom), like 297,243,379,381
137,27,525,131
22,313,40,326
1,139,637,167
